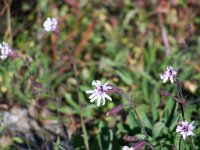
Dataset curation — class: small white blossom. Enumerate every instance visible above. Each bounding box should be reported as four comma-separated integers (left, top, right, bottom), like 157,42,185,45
0,42,12,60
176,121,195,140
86,80,112,107
122,146,134,150
160,66,177,83
43,18,58,32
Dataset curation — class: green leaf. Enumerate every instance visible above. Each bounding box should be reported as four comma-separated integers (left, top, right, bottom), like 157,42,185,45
58,106,76,114
135,134,146,140
128,110,139,129
64,93,79,109
117,122,128,133
116,70,133,86
164,99,175,123
153,122,165,138
137,105,152,129
12,137,23,144
195,126,200,135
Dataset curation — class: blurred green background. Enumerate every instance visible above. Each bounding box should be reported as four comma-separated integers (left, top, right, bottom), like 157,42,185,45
0,0,200,149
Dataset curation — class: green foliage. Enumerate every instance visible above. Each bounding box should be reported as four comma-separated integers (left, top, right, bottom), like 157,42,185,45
0,0,200,149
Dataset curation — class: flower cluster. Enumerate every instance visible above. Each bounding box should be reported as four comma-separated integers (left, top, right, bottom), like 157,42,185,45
86,80,112,107
43,18,58,32
176,121,195,140
160,66,177,83
0,42,12,60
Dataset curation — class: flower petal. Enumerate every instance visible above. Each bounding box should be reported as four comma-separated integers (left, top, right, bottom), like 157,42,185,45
86,90,94,94
90,96,97,102
104,93,112,101
97,95,101,107
89,92,96,99
170,77,174,83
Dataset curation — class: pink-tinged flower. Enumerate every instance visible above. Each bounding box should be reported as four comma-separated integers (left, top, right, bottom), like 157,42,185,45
176,121,195,140
0,42,12,60
122,146,134,150
43,18,58,32
160,66,177,83
86,80,112,107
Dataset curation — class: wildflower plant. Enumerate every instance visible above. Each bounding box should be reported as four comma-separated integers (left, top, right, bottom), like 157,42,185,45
159,66,196,150
0,1,199,150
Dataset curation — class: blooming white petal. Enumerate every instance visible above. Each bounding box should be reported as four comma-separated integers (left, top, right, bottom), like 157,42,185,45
122,146,129,150
43,18,58,32
86,80,112,106
103,93,112,101
176,121,195,140
0,42,12,60
160,66,177,83
122,146,134,150
86,90,94,94
97,94,101,107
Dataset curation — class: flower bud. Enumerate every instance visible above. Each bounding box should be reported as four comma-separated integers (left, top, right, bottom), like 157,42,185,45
8,50,18,58
106,104,124,116
33,81,43,89
106,85,122,95
18,66,28,76
157,90,171,97
173,96,185,104
133,140,147,150
123,134,137,142
53,28,60,36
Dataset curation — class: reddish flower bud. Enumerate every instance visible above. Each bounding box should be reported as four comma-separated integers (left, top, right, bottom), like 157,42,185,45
123,135,138,142
133,140,147,150
53,28,60,36
18,66,28,76
33,81,43,89
8,50,18,58
173,96,185,104
106,85,122,95
106,104,124,116
157,90,171,97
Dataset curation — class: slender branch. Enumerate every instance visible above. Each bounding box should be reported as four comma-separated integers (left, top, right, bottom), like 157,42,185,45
189,137,195,150
174,80,185,121
118,89,154,150
179,103,185,121
174,79,195,149
178,137,182,150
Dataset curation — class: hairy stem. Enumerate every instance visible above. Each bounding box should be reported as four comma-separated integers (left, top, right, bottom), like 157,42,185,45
119,89,154,150
178,137,182,150
189,137,195,150
175,79,195,149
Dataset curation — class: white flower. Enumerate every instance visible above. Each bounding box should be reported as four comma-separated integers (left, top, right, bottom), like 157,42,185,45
176,121,195,140
122,146,134,150
0,42,12,60
86,80,112,107
43,18,58,32
160,66,177,83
